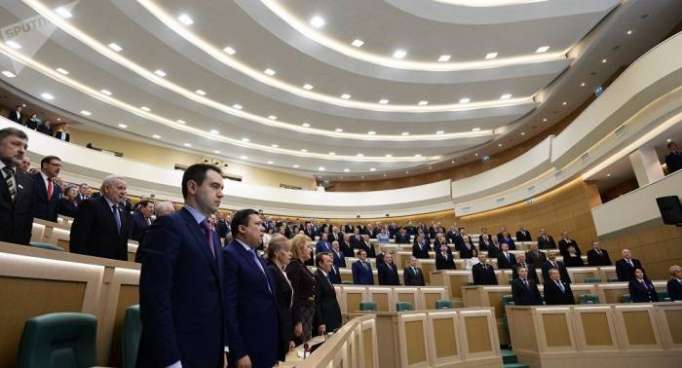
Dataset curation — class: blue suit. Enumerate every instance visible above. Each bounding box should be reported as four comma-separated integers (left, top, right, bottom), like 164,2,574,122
316,240,332,254
223,240,279,368
352,260,374,285
137,208,225,368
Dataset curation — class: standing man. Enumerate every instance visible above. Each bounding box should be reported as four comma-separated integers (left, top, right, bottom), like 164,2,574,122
128,199,154,242
378,253,401,285
541,252,572,284
314,253,343,334
616,249,645,281
76,183,91,203
352,249,374,285
543,269,575,305
70,176,129,260
7,104,23,123
31,156,62,221
665,141,682,174
403,256,425,286
511,267,543,305
137,164,226,368
0,127,34,245
587,241,612,266
224,209,279,368
472,254,498,285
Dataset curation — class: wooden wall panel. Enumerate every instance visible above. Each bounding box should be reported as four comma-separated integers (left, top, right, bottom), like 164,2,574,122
108,285,140,367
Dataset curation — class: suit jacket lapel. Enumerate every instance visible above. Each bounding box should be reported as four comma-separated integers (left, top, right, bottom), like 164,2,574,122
180,208,219,277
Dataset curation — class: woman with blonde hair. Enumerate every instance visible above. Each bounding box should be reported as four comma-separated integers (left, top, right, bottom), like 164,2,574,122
266,234,296,361
286,234,317,342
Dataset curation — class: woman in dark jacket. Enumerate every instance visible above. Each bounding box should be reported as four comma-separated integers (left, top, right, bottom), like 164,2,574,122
266,234,295,362
58,186,79,218
629,268,659,303
286,234,317,343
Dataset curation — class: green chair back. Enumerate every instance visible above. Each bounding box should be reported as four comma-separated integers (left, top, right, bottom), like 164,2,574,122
501,295,515,306
579,294,600,304
657,291,671,302
435,299,453,309
359,302,377,311
396,302,413,311
122,305,141,368
17,312,97,368
583,277,601,283
29,242,64,251
621,294,632,303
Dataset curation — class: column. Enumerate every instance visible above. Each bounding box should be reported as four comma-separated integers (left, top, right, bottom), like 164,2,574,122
628,147,664,187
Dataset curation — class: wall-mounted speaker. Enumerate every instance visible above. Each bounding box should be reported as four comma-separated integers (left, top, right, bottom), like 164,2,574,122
656,196,682,226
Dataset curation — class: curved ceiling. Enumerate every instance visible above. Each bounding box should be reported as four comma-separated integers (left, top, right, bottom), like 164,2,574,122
0,0,679,178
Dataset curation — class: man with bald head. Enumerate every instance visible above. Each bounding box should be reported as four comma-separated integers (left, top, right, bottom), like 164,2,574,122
70,175,129,260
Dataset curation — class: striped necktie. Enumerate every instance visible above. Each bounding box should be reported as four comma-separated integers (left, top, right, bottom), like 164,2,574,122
3,167,16,202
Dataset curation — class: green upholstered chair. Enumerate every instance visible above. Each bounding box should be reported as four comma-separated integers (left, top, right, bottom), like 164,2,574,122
584,277,601,284
579,294,600,304
657,291,671,302
122,305,141,368
17,312,97,368
621,294,632,303
435,299,454,309
29,242,64,251
501,295,515,306
396,302,414,311
359,302,377,311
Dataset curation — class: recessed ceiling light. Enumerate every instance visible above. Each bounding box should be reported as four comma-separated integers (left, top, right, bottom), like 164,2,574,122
268,115,277,120
418,100,428,106
302,122,311,128
580,82,586,87
357,153,364,157
195,89,206,96
385,154,393,158
55,6,73,18
343,168,350,172
438,54,451,62
601,58,607,64
176,119,186,124
213,150,221,154
392,49,407,59
240,155,248,160
210,129,220,135
328,152,335,156
500,93,512,100
271,144,279,148
56,67,69,75
230,104,242,111
401,132,409,136
379,99,389,104
562,101,567,106
293,164,300,168
1,70,16,78
264,68,276,76
542,118,548,122
118,123,128,129
606,173,611,177
351,39,364,47
498,143,503,147
310,15,326,28
223,46,236,55
368,131,376,135
178,14,194,25
474,153,479,157
335,128,343,133
626,29,633,35
471,127,481,132
267,160,274,164
153,134,161,139
80,110,91,116
459,97,471,104
415,154,422,158
183,143,192,147
340,93,351,99
451,160,455,164
521,131,526,136
154,69,166,77
536,46,550,53
436,130,444,135
6,40,21,49
318,167,326,171
108,42,122,52
141,106,151,112
300,149,307,152
40,92,54,100
485,52,498,59
100,89,112,96
303,83,314,90
666,138,672,143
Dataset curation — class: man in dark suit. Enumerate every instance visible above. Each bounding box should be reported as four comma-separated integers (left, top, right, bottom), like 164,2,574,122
224,208,279,368
472,254,497,285
516,226,532,242
137,164,226,368
360,234,376,258
378,253,400,285
329,226,342,244
316,232,332,254
543,269,575,305
412,233,431,259
7,105,23,123
314,253,343,334
511,267,543,305
128,199,154,242
37,120,53,136
436,244,456,270
394,228,411,243
616,249,645,281
587,241,612,266
349,229,363,250
70,176,129,260
331,241,346,268
352,250,374,285
328,261,342,284
558,231,581,259
497,243,516,269
542,252,571,284
525,242,547,269
667,265,682,301
403,256,425,286
537,229,557,249
76,183,91,204
665,141,682,174
31,155,62,222
512,253,538,283
0,128,34,245
496,226,507,244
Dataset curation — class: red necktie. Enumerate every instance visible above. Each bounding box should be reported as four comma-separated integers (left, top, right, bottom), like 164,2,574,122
47,179,53,201
200,220,216,258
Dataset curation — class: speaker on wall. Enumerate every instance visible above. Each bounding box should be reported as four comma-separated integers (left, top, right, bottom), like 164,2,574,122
656,196,682,226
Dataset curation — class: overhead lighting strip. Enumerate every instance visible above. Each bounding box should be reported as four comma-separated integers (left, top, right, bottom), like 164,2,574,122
22,0,498,141
0,43,442,163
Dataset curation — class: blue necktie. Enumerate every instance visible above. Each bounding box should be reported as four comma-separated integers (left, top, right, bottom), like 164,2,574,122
250,248,272,293
112,204,121,234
